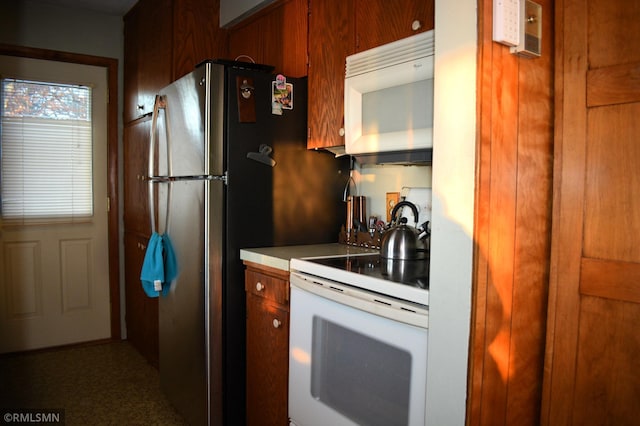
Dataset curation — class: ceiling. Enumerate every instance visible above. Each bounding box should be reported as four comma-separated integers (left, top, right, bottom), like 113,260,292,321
38,0,138,16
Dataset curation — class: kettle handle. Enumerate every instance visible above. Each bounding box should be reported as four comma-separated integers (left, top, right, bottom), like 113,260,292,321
390,201,420,225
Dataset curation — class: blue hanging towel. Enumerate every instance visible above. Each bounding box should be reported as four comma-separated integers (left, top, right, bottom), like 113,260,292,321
140,232,178,297
160,233,178,295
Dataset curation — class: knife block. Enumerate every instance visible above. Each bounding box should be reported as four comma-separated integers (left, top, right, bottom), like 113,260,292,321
339,226,382,250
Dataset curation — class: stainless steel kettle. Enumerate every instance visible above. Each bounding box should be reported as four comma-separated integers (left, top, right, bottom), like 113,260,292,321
380,201,430,260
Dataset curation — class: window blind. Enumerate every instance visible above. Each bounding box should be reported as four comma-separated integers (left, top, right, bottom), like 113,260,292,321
1,79,93,220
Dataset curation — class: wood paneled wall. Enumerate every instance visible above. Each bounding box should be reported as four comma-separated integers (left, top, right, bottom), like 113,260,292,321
467,0,555,424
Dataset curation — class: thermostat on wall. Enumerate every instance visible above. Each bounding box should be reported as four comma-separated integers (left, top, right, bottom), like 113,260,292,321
493,0,542,58
511,0,542,57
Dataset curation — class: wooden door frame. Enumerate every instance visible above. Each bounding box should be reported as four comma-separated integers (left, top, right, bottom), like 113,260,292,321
0,43,121,340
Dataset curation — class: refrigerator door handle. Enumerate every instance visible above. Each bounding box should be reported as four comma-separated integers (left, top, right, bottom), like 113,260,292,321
149,95,170,234
148,173,227,184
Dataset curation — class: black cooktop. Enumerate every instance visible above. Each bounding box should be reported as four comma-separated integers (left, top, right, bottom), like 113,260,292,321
306,254,429,290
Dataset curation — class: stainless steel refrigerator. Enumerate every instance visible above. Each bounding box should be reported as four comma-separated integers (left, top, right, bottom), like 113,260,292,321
147,60,349,425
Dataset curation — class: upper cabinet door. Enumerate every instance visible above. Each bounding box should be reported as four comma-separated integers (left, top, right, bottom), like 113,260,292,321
136,0,173,119
173,0,229,80
307,0,355,149
123,0,172,122
123,117,152,236
355,0,434,52
227,0,308,77
123,5,142,123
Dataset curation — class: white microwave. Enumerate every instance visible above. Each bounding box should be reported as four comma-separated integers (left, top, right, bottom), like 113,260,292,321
344,30,434,155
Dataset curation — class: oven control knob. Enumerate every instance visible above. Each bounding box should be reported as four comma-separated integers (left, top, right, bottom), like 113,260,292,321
272,319,282,328
256,282,264,291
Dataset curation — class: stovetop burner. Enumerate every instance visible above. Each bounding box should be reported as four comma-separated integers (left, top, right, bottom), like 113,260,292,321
305,254,429,290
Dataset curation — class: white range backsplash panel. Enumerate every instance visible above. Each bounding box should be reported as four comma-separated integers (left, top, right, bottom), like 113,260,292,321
399,187,432,227
355,163,431,227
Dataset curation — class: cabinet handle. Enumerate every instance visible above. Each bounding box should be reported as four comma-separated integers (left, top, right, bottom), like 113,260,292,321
256,282,264,291
137,104,145,111
272,318,282,328
412,20,422,31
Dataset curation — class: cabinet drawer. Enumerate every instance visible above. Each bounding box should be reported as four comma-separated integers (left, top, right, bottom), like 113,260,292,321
245,269,289,305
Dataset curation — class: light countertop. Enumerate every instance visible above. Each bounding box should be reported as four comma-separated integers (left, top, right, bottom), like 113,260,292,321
240,243,378,271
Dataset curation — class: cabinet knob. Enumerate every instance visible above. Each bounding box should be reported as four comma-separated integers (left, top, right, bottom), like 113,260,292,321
256,282,264,291
272,318,282,328
137,104,145,111
339,127,345,137
412,20,422,31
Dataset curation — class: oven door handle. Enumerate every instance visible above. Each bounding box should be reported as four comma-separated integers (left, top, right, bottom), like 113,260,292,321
290,271,429,329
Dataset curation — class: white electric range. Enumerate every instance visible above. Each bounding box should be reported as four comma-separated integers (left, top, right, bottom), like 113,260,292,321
288,252,430,426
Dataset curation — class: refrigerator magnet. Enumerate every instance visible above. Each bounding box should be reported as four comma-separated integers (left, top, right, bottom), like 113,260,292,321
275,74,287,90
271,77,293,115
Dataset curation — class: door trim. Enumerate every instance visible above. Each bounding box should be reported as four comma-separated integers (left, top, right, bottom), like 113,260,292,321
0,43,121,339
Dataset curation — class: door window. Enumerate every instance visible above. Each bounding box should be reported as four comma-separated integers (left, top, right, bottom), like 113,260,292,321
1,78,93,220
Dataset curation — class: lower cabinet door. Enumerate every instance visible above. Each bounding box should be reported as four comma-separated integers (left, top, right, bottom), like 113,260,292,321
246,293,289,426
124,232,158,368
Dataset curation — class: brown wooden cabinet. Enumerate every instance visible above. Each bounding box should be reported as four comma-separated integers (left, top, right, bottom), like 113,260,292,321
307,0,434,149
172,0,229,79
226,0,308,77
307,0,354,149
124,232,159,368
354,0,434,52
122,112,160,367
123,0,172,122
244,263,290,426
123,117,158,366
123,117,152,236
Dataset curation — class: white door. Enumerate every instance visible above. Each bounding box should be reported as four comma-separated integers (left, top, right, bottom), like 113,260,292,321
0,55,111,353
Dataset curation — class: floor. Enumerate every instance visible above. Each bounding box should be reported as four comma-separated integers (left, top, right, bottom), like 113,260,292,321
0,341,187,425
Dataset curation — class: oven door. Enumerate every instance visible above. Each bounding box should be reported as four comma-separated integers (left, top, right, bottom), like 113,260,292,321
288,271,428,426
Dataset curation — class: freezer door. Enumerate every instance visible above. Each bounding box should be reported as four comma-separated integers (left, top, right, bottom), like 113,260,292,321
153,67,206,178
